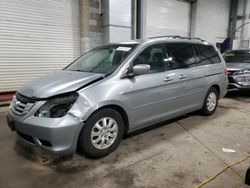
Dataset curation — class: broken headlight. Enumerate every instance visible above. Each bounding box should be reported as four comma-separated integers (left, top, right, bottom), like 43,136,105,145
35,92,79,118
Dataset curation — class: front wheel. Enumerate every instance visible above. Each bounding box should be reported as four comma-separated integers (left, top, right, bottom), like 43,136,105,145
200,87,219,116
77,108,124,158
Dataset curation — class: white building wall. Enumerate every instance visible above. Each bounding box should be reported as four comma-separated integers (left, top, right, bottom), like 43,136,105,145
80,0,103,53
232,0,250,49
241,0,250,40
102,0,131,43
235,0,248,39
190,0,230,43
245,0,250,39
103,0,232,45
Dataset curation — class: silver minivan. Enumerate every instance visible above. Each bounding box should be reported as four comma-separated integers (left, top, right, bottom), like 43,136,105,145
7,36,228,158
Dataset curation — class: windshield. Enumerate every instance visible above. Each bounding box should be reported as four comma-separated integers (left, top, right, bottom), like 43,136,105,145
66,44,137,74
223,51,250,63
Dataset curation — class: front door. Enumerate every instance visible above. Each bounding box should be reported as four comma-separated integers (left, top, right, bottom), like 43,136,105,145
122,44,178,129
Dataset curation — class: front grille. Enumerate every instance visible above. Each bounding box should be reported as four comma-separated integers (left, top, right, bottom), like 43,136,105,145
227,70,240,84
228,77,235,83
11,93,35,116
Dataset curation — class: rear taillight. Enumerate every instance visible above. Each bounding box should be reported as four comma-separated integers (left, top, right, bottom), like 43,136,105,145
224,68,228,76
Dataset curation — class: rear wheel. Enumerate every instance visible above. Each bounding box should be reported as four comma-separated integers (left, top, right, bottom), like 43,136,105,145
77,108,124,158
200,87,219,116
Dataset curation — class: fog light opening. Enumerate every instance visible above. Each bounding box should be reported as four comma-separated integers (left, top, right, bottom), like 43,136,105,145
38,139,52,147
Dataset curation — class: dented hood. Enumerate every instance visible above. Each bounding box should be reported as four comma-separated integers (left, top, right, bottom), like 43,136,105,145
17,70,104,98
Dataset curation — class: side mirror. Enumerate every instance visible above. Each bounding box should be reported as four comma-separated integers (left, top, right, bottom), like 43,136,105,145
133,64,150,76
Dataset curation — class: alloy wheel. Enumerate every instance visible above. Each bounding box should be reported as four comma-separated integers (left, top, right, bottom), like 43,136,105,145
91,117,118,150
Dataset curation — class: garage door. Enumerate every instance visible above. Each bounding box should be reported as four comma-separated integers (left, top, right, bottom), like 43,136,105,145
0,0,80,92
144,0,191,38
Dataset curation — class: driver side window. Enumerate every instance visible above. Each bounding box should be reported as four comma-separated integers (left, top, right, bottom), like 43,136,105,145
133,44,167,73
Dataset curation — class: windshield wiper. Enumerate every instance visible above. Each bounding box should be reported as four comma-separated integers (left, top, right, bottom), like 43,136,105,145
71,69,90,72
104,72,112,77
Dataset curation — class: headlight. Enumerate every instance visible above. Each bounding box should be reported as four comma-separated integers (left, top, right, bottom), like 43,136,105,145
35,92,79,118
233,73,250,86
9,95,16,109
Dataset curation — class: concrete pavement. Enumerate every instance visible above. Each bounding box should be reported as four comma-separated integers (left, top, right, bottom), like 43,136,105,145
0,92,249,188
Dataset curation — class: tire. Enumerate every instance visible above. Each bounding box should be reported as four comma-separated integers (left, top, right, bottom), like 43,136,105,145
77,108,125,158
200,87,219,116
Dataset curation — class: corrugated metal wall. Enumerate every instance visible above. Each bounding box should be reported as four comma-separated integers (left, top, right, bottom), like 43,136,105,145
0,0,80,92
144,0,191,37
190,0,230,43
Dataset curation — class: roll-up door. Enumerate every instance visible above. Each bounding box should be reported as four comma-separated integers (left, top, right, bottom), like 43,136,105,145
0,0,80,92
144,0,191,38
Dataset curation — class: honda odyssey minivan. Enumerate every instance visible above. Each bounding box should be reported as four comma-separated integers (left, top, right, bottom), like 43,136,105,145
7,36,228,158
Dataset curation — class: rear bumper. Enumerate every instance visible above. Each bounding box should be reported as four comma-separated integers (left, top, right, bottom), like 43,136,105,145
7,112,83,156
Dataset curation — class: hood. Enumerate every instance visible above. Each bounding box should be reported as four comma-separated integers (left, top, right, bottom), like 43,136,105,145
18,70,104,98
226,62,250,71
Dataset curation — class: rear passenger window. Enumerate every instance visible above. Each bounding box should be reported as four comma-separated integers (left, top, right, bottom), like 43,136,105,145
195,44,221,65
165,43,197,70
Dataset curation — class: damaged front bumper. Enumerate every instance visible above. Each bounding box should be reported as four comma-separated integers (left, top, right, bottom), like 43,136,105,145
7,111,83,156
6,93,87,156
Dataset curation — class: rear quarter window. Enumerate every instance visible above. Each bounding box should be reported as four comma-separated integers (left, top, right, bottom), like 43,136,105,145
195,44,221,65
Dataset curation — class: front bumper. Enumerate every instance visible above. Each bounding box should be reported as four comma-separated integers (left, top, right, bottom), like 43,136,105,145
228,77,250,91
228,83,250,91
7,111,83,156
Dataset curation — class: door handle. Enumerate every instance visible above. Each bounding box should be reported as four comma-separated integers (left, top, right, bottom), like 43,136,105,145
164,77,173,82
178,75,186,79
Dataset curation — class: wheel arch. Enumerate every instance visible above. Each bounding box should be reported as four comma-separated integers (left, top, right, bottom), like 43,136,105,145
210,84,220,96
98,105,129,134
83,104,130,135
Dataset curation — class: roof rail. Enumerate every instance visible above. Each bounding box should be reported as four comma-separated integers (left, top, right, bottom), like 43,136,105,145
148,35,205,42
148,35,182,39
